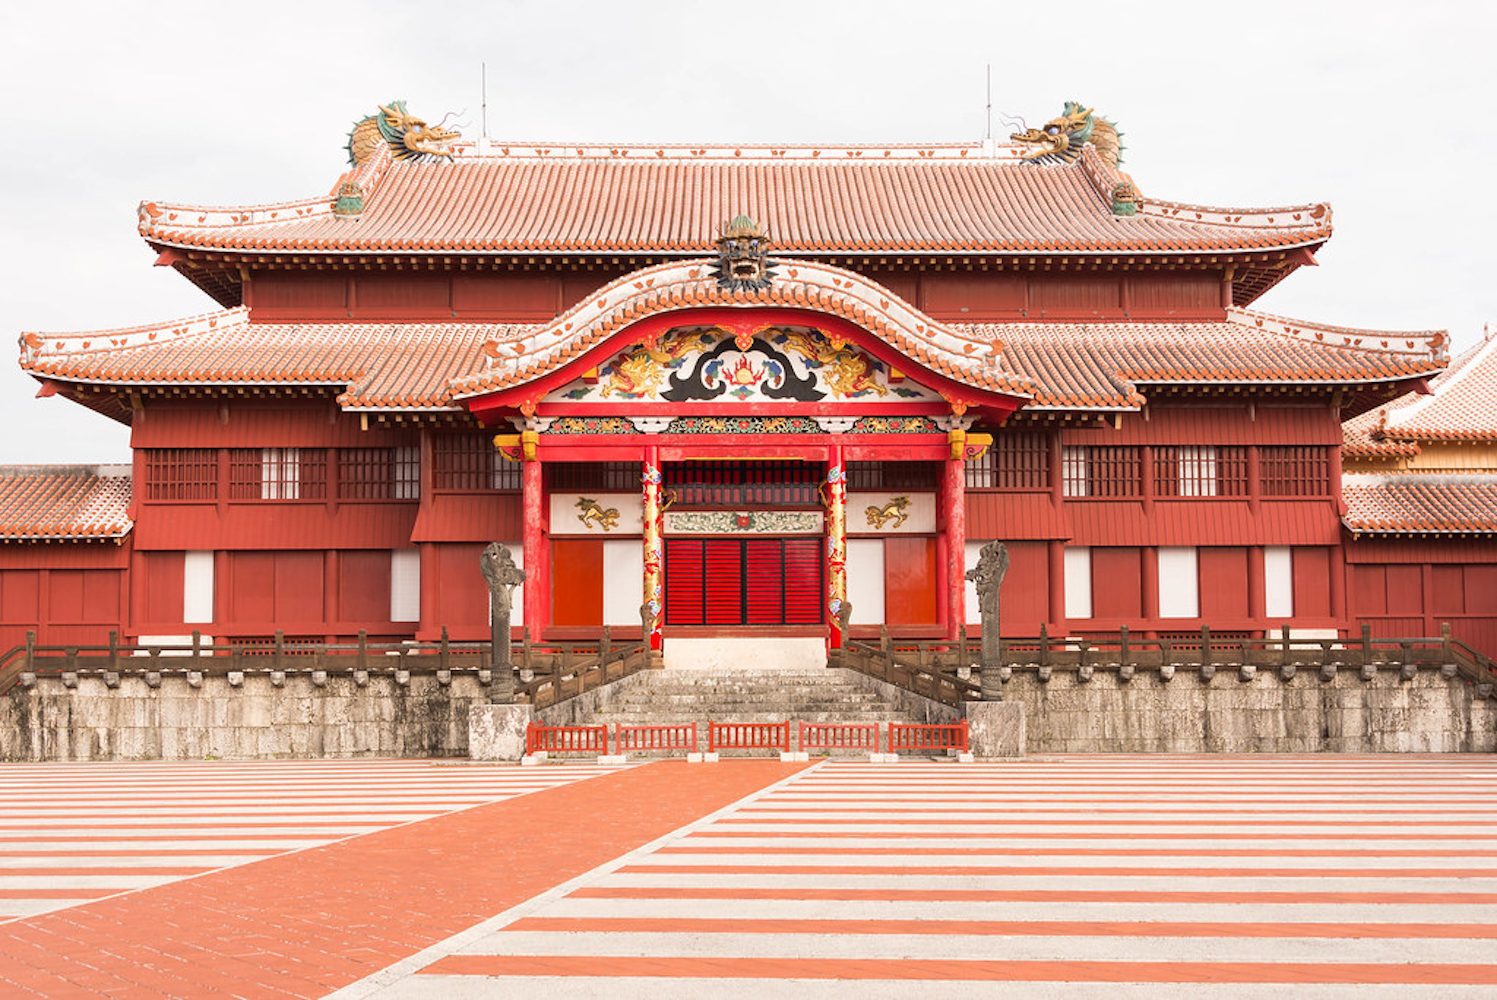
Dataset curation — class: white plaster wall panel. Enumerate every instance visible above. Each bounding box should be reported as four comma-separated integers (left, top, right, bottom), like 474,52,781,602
1158,546,1200,619
1265,546,1294,618
965,541,987,625
845,539,886,625
549,493,644,535
1064,546,1092,620
847,492,936,534
602,540,643,627
183,551,214,624
390,549,421,623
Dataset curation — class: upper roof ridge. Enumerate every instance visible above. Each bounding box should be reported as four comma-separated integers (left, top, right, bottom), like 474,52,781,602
20,307,249,368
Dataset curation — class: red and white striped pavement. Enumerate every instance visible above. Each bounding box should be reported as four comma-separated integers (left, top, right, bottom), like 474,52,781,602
353,755,1497,998
0,759,631,923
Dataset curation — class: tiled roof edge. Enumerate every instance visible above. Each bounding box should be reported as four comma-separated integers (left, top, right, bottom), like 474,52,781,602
20,307,250,367
1227,307,1448,360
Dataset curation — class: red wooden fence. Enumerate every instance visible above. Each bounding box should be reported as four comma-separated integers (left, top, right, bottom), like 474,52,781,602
708,721,790,753
799,721,879,753
888,721,969,753
525,723,608,755
616,723,697,753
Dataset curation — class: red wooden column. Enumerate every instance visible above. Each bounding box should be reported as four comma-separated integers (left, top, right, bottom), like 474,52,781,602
1047,540,1067,633
522,456,545,637
826,443,848,649
944,454,966,640
642,445,664,650
1247,545,1266,631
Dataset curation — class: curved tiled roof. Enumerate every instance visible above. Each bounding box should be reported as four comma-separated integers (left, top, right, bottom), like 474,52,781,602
20,298,1443,416
1372,336,1497,442
969,308,1445,409
1343,472,1497,535
137,141,1331,257
449,260,1033,400
0,466,132,541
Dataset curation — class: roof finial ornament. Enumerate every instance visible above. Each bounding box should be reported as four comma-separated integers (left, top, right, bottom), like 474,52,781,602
346,100,461,166
1011,101,1123,168
711,216,776,292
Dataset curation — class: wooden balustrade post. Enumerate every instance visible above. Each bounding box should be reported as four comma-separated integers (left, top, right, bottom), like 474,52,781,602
274,630,284,672
191,629,202,665
1281,624,1291,666
108,630,119,670
523,626,532,673
357,630,368,671
1201,626,1211,668
600,627,612,676
1441,622,1452,662
1361,622,1373,667
1120,624,1130,666
25,629,35,670
1039,622,1049,667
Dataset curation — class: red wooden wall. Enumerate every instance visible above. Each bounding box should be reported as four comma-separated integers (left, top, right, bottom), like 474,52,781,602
243,269,1231,324
0,543,129,652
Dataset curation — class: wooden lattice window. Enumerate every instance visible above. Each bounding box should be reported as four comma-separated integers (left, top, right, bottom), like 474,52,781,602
338,447,420,500
966,433,1049,490
664,461,822,507
846,462,941,491
1260,446,1330,496
145,449,217,501
1062,445,1141,498
548,462,640,492
432,435,520,491
228,448,327,500
1154,446,1248,497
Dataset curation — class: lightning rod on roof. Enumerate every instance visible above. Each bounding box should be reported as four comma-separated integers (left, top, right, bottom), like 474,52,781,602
985,64,992,141
482,62,489,139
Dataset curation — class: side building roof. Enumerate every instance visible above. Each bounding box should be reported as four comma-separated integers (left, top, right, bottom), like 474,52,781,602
0,466,132,541
1345,334,1497,449
1343,472,1497,536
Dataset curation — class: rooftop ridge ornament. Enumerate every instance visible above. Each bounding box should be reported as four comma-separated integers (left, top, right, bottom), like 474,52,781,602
711,215,776,292
346,100,461,167
1011,101,1123,168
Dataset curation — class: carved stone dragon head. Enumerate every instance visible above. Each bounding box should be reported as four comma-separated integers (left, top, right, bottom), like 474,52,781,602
711,215,776,292
346,100,461,166
1011,101,1122,168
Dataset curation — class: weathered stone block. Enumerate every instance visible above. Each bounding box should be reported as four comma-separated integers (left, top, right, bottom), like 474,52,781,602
468,704,531,761
965,701,1025,758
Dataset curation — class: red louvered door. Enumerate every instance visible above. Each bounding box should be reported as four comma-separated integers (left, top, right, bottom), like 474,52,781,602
665,538,823,626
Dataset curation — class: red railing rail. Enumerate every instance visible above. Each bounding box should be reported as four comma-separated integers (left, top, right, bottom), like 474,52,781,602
889,721,969,753
708,721,790,752
616,723,697,753
525,723,608,755
799,721,878,753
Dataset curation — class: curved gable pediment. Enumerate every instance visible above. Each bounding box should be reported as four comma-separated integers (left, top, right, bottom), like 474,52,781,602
449,258,1033,411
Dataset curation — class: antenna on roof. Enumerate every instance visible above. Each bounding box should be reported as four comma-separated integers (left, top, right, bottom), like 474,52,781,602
481,62,489,139
985,64,992,141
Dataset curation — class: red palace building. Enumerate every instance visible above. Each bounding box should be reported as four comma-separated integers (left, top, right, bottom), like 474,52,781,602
3,101,1491,663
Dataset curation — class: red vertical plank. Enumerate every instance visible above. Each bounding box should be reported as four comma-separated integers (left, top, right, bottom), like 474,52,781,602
1291,547,1332,619
1198,547,1249,620
885,536,938,626
550,539,604,627
1090,547,1142,620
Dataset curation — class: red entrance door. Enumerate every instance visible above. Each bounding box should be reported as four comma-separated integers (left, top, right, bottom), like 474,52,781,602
664,537,822,626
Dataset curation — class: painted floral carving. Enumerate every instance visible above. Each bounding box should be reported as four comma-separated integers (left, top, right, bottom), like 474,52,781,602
665,510,822,534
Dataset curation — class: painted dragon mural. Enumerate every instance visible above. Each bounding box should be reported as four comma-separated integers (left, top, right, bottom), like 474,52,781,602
346,101,461,166
1011,102,1122,168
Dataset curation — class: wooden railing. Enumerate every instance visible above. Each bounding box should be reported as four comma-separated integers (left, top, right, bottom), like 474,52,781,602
834,623,1497,708
0,627,652,710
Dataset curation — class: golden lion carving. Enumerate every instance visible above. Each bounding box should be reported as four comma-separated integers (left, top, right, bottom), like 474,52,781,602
865,495,910,529
575,497,621,531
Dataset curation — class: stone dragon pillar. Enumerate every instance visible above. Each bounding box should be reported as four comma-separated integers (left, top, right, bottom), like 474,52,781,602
641,445,664,651
825,444,848,649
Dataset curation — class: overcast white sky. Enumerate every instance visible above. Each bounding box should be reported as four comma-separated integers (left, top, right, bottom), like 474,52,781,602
2,0,1490,464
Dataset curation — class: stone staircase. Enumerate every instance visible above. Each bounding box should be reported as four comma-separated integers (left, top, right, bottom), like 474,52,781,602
577,666,929,756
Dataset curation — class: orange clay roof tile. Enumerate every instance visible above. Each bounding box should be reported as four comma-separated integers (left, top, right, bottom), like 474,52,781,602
0,466,132,540
137,142,1330,259
1343,473,1497,535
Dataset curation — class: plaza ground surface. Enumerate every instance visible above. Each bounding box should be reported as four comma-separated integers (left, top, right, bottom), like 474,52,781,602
0,755,1495,998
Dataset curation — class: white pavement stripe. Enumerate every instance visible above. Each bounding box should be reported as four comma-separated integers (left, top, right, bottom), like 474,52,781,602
630,852,1497,870
594,872,1497,892
458,929,1497,964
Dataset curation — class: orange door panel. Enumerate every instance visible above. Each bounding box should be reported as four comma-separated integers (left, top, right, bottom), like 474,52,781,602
551,539,603,627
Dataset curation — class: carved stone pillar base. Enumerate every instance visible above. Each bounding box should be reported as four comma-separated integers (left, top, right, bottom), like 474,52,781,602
964,700,1026,758
468,703,532,761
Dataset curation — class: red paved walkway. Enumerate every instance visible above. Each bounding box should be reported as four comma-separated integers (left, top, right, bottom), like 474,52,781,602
0,760,805,998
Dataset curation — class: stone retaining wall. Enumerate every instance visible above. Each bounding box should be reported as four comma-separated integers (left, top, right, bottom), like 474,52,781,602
994,663,1495,753
1,669,487,761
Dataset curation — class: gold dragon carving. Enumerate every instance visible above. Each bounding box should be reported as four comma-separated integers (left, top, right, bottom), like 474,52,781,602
865,495,911,529
575,497,621,531
777,331,888,398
